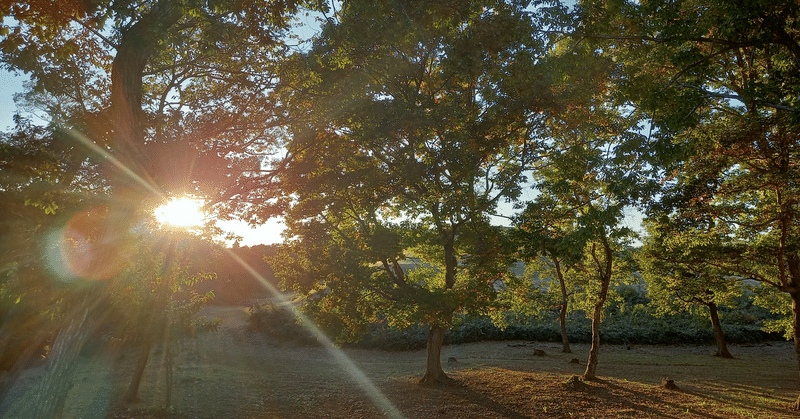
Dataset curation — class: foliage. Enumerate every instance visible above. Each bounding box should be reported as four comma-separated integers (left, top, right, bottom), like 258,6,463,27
270,0,557,381
186,243,279,305
346,289,782,351
751,285,794,340
576,0,800,398
2,0,800,411
0,1,316,409
247,302,318,345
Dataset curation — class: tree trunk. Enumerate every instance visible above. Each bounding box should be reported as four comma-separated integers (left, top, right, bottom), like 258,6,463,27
165,341,173,411
791,292,800,410
23,291,100,418
583,239,613,381
559,302,571,354
418,325,448,385
125,338,153,402
0,331,48,407
553,257,572,353
707,302,733,359
583,297,604,380
164,312,174,413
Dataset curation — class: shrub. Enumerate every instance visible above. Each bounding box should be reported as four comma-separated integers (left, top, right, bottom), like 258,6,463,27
247,303,318,345
251,288,786,350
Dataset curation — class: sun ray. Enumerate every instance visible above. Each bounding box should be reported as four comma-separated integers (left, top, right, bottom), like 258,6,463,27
223,249,406,419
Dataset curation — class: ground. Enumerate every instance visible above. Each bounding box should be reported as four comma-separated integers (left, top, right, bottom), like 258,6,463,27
3,305,799,418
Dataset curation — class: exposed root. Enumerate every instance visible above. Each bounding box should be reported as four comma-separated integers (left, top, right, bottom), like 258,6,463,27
418,372,453,386
561,375,589,391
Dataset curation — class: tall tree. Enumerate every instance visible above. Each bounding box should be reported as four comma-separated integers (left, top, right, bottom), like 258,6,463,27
0,1,310,415
575,0,800,407
511,11,646,379
511,196,583,354
271,0,554,385
515,154,638,380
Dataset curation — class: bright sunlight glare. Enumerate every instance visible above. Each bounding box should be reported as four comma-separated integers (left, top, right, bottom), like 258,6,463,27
154,197,205,227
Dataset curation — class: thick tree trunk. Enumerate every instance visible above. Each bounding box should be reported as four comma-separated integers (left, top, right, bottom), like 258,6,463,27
125,339,153,402
791,292,800,410
23,291,100,418
418,325,448,386
0,331,48,407
707,302,733,359
553,257,571,353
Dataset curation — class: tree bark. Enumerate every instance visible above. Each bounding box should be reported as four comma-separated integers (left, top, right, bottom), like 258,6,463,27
165,340,173,411
583,294,605,380
707,302,733,359
418,325,449,385
553,257,572,353
583,239,613,381
111,1,182,164
0,330,48,407
558,301,571,354
23,290,100,418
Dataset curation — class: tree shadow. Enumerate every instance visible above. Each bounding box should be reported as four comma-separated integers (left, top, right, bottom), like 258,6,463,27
595,380,727,419
678,381,796,417
425,379,532,419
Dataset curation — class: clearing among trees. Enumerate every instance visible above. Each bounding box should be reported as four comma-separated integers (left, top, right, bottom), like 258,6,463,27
2,306,796,418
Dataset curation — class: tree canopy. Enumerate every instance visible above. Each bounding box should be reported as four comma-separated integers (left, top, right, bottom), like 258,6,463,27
3,0,800,414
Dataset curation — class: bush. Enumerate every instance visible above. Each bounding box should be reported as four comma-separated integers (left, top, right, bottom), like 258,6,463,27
348,301,784,351
250,287,786,350
247,303,319,345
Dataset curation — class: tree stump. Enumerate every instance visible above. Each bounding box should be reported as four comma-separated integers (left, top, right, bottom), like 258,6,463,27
661,377,679,390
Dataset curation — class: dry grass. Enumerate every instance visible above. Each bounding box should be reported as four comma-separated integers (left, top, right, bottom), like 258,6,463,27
3,306,798,418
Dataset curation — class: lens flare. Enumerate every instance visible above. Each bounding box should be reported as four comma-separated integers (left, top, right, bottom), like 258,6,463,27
43,206,126,282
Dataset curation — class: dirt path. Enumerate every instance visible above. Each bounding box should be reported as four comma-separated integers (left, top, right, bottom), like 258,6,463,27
3,306,799,418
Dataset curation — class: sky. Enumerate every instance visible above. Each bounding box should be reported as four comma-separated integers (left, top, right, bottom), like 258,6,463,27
0,70,25,131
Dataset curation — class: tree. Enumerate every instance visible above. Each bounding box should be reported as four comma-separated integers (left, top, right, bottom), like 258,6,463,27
0,117,107,406
109,227,215,405
510,197,583,354
0,1,311,414
271,0,554,385
1,0,312,233
574,0,800,407
510,15,645,379
516,184,635,380
640,223,739,358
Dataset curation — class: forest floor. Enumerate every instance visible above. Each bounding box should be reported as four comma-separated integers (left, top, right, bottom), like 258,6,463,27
3,305,799,418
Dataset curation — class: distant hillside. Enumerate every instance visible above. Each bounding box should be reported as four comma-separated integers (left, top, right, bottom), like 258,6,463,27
192,243,279,305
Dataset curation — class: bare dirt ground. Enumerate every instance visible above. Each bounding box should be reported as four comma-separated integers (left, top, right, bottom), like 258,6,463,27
4,305,800,418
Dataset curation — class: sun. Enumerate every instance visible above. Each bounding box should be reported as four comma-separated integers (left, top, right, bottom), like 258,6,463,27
154,197,205,227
